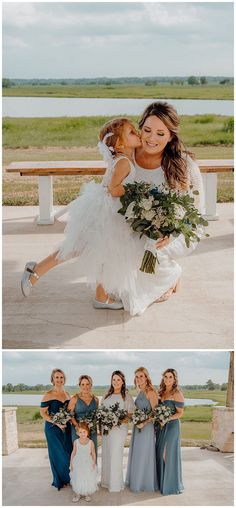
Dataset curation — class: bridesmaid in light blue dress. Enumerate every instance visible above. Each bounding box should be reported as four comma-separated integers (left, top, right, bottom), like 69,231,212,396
68,375,99,456
126,367,158,492
155,368,184,495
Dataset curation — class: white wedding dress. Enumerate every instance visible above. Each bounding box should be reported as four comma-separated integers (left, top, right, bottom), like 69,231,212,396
101,393,135,492
57,153,204,316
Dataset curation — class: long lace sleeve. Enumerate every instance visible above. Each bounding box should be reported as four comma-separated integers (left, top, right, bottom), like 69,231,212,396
160,156,205,260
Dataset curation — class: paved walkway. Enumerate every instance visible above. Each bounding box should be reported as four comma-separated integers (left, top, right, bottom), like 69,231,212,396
2,447,234,506
3,204,233,349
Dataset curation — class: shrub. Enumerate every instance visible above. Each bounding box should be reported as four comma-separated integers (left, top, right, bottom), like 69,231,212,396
223,117,234,133
32,411,41,421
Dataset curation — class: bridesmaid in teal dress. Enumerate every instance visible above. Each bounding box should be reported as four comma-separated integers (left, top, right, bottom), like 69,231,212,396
155,368,184,495
126,367,158,492
68,375,99,456
40,369,72,490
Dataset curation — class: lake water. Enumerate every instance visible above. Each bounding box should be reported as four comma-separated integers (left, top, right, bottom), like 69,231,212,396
2,97,233,118
2,394,218,407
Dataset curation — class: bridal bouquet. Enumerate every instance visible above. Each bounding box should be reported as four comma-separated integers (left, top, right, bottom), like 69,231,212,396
131,408,152,432
152,403,172,427
51,406,73,431
118,181,209,274
76,410,98,433
96,403,128,435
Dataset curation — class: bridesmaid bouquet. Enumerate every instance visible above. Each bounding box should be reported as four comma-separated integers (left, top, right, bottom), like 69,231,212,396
96,403,128,435
76,410,98,433
118,181,208,274
131,408,152,432
152,404,172,427
51,407,73,431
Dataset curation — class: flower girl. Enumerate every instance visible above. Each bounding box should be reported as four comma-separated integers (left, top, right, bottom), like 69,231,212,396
70,423,97,502
21,117,141,311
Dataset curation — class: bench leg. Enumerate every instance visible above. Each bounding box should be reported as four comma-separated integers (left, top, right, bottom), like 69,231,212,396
202,173,219,221
37,176,54,225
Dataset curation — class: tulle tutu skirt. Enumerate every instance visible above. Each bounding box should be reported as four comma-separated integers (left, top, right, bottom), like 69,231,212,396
70,463,97,496
57,182,181,316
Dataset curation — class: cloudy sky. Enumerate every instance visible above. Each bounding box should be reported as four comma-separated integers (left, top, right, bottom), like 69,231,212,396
2,2,233,78
2,351,229,386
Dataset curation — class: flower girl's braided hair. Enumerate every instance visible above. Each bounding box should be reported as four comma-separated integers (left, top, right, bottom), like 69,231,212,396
134,366,156,394
104,370,127,401
139,102,192,191
99,117,131,156
158,368,180,397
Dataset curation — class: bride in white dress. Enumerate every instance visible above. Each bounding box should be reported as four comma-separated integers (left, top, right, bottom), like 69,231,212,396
101,371,134,492
21,102,204,316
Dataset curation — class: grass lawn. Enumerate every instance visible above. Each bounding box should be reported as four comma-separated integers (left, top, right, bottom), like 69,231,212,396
3,84,234,99
2,114,234,205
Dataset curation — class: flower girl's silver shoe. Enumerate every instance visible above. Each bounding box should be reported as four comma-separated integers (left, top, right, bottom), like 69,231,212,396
92,297,124,310
21,262,39,297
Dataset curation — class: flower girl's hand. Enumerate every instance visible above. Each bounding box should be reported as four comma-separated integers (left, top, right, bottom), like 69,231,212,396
156,236,171,249
92,462,96,469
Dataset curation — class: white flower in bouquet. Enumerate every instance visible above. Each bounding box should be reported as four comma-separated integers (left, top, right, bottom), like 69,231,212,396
140,197,154,210
173,204,186,220
131,408,151,432
141,209,156,221
51,407,72,431
152,403,172,428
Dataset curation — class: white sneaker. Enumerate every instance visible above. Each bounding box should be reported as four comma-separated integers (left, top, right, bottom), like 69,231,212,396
85,496,91,502
72,495,80,502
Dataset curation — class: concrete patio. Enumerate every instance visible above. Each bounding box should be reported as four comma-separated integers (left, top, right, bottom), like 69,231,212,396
3,203,233,349
2,447,234,506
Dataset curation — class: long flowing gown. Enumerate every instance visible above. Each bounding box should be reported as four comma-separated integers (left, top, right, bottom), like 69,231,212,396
71,395,98,456
120,155,205,315
101,393,135,492
155,399,184,495
57,154,204,316
40,399,73,489
126,391,158,492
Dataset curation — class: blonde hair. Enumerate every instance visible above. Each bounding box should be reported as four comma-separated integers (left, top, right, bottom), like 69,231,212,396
50,368,66,384
99,117,131,156
78,375,93,387
158,368,180,398
134,366,156,393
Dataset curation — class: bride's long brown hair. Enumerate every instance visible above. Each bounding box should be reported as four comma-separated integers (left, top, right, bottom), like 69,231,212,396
139,102,193,190
104,370,127,401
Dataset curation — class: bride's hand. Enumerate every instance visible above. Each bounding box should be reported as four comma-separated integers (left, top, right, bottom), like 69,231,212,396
156,237,171,249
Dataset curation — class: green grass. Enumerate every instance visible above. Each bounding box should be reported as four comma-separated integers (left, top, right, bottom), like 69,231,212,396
2,115,233,149
3,84,234,99
15,398,217,448
183,389,227,405
2,114,234,205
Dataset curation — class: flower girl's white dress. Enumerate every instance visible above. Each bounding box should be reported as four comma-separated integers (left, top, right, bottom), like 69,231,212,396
70,439,97,496
58,153,204,316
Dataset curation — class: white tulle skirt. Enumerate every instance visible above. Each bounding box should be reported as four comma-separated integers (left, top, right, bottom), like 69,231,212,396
57,182,181,316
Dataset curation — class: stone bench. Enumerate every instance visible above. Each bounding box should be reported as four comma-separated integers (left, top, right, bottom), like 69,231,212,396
6,159,234,224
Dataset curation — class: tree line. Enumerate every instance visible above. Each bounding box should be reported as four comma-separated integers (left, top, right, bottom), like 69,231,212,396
2,76,233,88
3,380,227,392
